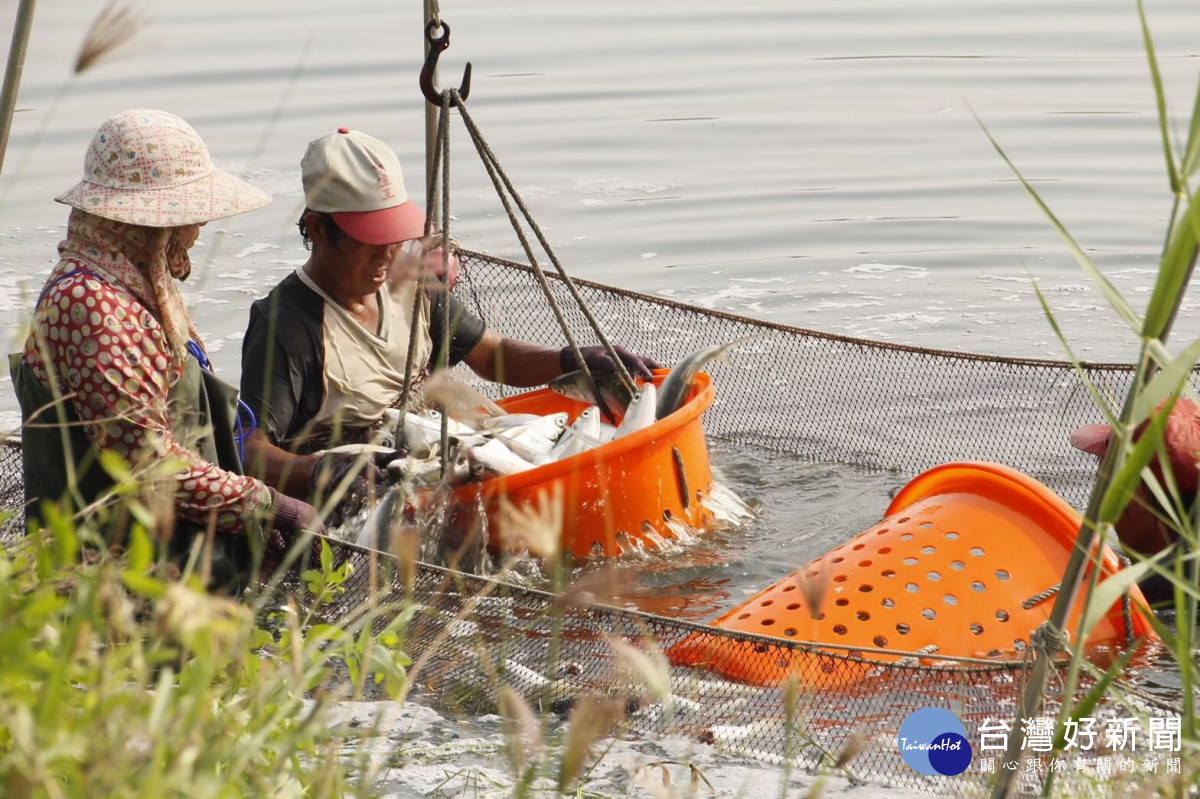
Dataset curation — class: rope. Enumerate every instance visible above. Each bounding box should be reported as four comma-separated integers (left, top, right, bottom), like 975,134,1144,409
395,86,454,433
1022,583,1061,609
1029,621,1070,656
449,90,639,397
437,91,452,476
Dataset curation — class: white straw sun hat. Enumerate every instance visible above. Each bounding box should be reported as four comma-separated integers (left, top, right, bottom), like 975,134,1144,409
55,109,271,227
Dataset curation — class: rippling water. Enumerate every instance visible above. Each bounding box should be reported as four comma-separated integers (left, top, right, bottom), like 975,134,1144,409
0,3,1193,788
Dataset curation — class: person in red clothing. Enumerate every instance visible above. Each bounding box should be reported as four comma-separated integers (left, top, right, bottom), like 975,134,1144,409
1070,398,1200,602
10,109,320,588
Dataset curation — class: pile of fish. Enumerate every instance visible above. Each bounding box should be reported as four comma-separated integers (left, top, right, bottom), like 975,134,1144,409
386,378,653,486
380,338,744,485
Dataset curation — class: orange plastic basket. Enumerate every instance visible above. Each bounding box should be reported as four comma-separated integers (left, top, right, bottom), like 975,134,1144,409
668,461,1155,687
445,371,716,558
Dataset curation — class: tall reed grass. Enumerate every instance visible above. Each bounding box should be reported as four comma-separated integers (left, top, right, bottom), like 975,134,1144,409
986,2,1199,796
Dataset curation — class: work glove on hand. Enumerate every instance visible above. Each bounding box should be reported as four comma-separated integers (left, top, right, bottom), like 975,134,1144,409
309,451,387,523
269,489,325,536
559,344,662,382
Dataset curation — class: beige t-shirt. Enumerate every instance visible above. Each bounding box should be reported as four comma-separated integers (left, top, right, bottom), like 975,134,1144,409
296,267,433,433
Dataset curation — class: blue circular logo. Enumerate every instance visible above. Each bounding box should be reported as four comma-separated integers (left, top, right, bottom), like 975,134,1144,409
898,707,973,775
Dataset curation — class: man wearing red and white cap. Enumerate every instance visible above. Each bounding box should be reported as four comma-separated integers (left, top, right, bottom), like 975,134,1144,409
1070,399,1200,588
239,128,659,502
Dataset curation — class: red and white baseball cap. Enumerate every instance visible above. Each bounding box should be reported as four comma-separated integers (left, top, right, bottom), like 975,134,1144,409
301,127,426,245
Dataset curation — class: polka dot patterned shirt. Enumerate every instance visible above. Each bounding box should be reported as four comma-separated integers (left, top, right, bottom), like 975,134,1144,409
21,263,272,533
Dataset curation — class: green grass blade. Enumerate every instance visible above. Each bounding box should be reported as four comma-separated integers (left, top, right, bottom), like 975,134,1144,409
1181,74,1200,178
1143,189,1200,336
1137,0,1180,193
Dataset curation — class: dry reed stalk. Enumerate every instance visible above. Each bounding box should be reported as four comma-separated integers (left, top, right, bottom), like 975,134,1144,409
74,1,145,75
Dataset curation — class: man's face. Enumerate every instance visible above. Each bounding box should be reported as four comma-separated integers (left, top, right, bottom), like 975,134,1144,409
334,233,401,295
312,213,403,297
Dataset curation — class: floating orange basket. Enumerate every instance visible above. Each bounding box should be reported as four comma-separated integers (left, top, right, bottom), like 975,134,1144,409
448,370,715,558
667,461,1155,687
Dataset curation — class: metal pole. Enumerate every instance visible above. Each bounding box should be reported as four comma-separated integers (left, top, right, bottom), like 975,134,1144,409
0,0,38,177
423,0,440,231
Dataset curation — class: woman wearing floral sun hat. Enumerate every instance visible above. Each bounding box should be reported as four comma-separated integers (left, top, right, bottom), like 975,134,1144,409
9,109,321,590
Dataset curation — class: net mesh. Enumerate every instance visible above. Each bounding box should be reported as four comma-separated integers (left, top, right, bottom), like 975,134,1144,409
0,252,1183,794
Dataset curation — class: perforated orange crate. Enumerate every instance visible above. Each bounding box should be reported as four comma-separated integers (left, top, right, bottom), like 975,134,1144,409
447,370,716,558
667,461,1155,687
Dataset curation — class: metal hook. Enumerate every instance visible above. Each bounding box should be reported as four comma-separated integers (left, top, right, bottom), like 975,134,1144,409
420,19,472,106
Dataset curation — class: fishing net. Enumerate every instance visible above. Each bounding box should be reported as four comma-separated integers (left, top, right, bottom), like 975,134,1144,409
0,252,1184,794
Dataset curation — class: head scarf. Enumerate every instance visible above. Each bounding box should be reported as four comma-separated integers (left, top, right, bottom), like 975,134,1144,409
55,208,202,353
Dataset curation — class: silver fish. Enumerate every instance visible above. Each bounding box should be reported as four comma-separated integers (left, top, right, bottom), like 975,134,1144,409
497,427,557,456
479,413,544,431
355,484,409,550
614,383,657,439
496,412,568,444
467,438,538,476
402,410,482,456
548,369,634,422
655,336,758,420
548,406,602,460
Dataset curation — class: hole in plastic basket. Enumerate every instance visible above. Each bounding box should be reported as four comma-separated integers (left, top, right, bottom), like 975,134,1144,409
859,560,872,567
761,599,774,607
859,584,874,593
814,612,826,620
899,533,913,540
951,560,965,571
783,584,796,592
945,531,959,540
970,623,984,635
898,517,910,523
903,557,919,566
784,628,797,636
896,623,911,635
944,594,958,606
882,569,896,578
881,597,895,608
995,569,1010,581
919,521,933,528
922,608,936,620
662,509,672,521
879,546,892,554
832,557,844,564
856,610,870,621
786,602,801,610
761,619,775,627
873,635,888,647
836,598,850,607
927,571,941,582
905,583,919,593
737,613,751,620
971,581,986,592
1014,639,1027,651
834,575,847,583
833,625,848,635
996,609,1010,622
877,527,890,535
970,547,985,557
853,543,865,551
921,546,936,555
